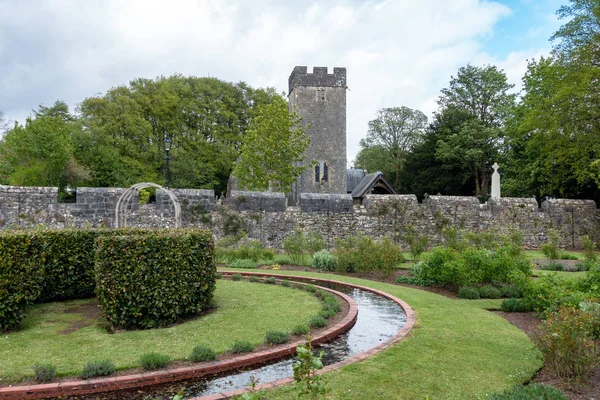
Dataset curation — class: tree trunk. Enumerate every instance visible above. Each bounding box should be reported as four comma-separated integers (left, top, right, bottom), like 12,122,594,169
474,164,480,196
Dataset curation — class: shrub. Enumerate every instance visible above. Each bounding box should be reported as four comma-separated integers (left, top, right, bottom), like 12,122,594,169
395,275,434,286
319,309,336,319
230,273,243,281
414,247,469,287
458,286,480,299
190,345,216,362
283,229,308,265
293,337,327,399
33,363,57,383
404,226,429,262
139,352,171,370
228,258,258,269
264,276,276,284
0,231,45,332
517,273,587,317
95,229,215,330
559,252,579,260
479,285,501,299
582,235,597,264
231,340,255,353
308,315,327,328
540,261,563,271
265,330,290,344
490,383,567,400
305,284,317,293
501,298,530,312
281,279,291,287
335,235,404,275
312,250,337,272
215,272,223,279
464,229,501,251
248,275,260,282
292,324,310,335
541,229,561,260
81,360,116,379
500,285,522,298
536,307,600,382
579,300,600,339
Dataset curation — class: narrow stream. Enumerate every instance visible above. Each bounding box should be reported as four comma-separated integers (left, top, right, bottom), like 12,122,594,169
61,284,406,400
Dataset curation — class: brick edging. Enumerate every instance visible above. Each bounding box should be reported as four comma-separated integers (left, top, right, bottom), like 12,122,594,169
0,278,358,400
192,272,416,400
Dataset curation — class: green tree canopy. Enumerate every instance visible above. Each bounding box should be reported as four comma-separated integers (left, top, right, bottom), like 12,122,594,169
233,96,311,193
358,106,427,190
435,64,515,198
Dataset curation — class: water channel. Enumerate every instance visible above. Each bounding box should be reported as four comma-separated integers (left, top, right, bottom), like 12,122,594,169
60,283,407,400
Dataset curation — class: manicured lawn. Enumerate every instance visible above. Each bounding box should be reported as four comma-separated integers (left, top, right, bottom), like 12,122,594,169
523,249,581,260
220,268,541,400
532,269,588,280
0,280,321,382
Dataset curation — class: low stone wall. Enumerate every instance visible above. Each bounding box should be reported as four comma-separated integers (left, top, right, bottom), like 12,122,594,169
0,185,598,249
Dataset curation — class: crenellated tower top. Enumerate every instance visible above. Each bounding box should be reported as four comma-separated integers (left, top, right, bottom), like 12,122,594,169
288,66,346,94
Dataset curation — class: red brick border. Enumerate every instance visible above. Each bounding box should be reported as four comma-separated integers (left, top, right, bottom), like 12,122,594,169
0,278,358,400
190,272,416,400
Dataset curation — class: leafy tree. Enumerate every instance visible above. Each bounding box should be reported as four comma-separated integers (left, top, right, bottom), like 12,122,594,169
401,106,476,198
359,106,427,190
34,100,74,122
233,96,311,193
0,116,73,187
551,0,600,65
435,64,516,198
353,144,395,183
0,109,9,135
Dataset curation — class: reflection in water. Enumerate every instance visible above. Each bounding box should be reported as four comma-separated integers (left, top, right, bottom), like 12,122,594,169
61,286,406,400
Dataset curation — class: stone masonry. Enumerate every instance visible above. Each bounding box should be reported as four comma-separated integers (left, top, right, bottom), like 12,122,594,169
1,185,599,251
288,67,347,204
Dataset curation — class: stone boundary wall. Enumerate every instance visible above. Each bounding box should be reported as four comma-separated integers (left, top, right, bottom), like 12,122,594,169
0,186,598,249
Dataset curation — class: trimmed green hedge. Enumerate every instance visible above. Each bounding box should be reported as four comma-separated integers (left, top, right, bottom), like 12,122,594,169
95,230,215,330
0,231,45,332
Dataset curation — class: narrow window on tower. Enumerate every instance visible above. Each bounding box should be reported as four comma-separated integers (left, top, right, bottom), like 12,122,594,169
315,164,320,183
316,87,326,102
322,163,329,182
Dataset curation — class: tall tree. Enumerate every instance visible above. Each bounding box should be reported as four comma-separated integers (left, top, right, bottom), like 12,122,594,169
435,64,516,198
0,110,9,135
551,0,600,65
233,96,311,193
359,106,427,190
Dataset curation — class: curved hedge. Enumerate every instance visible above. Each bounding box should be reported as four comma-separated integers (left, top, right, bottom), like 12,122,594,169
95,230,215,330
0,228,215,333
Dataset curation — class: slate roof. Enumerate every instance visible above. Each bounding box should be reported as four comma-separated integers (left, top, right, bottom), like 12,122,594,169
350,171,396,199
346,168,366,193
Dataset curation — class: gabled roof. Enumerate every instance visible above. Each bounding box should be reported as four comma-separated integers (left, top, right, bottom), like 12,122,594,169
351,171,396,198
346,168,366,193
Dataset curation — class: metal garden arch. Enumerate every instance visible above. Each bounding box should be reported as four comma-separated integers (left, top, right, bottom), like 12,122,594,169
114,182,181,228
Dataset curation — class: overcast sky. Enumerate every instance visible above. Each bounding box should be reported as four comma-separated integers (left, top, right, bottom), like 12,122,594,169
0,0,565,163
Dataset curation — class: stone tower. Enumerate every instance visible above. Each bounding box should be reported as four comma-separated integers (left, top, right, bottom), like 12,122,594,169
288,66,347,204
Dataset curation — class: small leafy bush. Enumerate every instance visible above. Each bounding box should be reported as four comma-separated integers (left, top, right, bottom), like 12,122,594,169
264,276,276,284
215,272,223,279
335,235,404,275
139,352,171,370
265,330,290,344
248,275,260,282
490,383,567,400
81,360,116,379
33,363,57,383
312,250,337,272
582,235,597,264
559,252,578,260
540,261,563,271
501,298,530,312
305,284,317,293
228,259,258,269
283,230,326,266
217,239,273,263
293,337,327,398
395,275,434,286
458,286,480,299
308,315,327,328
536,307,600,382
541,230,561,260
281,279,291,287
190,345,216,362
404,226,429,262
231,340,255,353
500,285,522,298
292,324,310,335
479,285,501,299
231,273,243,281
579,300,600,339
516,273,587,317
319,309,336,319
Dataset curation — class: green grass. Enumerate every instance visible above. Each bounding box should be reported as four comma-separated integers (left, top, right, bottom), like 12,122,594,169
523,249,582,260
0,280,321,381
532,269,588,280
219,268,541,400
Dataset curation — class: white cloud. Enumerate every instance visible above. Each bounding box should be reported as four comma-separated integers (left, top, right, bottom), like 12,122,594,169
0,0,549,164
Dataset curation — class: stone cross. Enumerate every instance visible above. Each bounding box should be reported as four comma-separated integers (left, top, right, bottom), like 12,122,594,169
491,162,501,199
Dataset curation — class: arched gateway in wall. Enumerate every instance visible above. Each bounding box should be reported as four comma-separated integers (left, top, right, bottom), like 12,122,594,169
115,183,181,228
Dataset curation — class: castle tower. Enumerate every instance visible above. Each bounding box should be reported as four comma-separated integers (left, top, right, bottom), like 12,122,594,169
288,66,347,204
